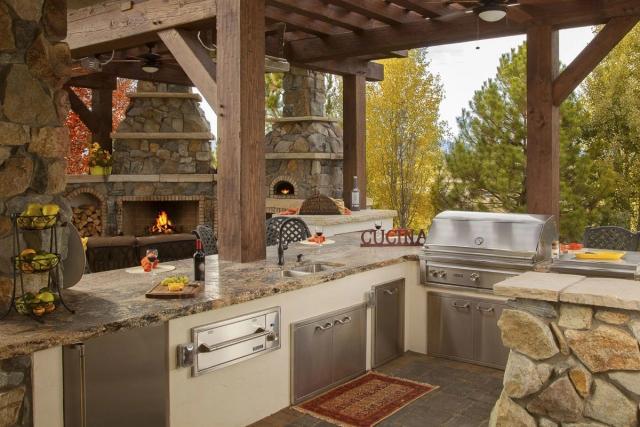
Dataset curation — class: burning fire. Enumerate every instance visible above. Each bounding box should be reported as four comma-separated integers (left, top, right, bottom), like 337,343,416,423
150,211,176,234
280,188,290,195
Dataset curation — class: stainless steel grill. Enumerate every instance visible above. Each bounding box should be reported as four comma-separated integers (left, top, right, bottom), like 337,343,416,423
422,211,557,290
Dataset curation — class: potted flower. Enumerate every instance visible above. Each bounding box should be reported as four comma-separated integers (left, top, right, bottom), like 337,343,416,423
88,143,113,175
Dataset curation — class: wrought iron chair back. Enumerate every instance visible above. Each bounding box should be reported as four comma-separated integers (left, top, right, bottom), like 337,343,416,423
266,217,311,247
192,225,218,255
583,226,639,251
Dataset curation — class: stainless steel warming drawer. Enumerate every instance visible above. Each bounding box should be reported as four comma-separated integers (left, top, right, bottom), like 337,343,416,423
191,307,281,376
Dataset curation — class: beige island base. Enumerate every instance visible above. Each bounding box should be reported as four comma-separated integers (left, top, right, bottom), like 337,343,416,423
491,271,640,427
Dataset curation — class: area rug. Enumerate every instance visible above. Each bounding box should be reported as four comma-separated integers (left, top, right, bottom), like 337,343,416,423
294,371,438,427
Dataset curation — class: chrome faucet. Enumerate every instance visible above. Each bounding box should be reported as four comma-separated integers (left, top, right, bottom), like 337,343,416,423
277,217,298,266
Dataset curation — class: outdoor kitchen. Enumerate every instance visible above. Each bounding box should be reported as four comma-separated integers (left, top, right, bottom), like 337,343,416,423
2,1,640,427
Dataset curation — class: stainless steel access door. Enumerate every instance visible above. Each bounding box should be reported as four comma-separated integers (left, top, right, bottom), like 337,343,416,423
63,323,169,427
373,279,405,368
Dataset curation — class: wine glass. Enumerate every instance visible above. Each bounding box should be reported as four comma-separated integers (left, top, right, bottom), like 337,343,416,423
314,226,324,238
146,248,159,283
374,220,383,241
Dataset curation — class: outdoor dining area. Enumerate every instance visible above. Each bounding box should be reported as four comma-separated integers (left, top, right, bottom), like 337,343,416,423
2,1,640,427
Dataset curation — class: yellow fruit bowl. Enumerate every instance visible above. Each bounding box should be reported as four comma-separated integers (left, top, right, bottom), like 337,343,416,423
574,251,626,261
16,214,58,230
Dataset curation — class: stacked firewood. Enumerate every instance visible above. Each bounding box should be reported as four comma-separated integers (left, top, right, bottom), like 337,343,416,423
72,205,102,237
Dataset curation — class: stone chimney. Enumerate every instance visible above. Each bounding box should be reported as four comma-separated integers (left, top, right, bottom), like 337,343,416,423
282,67,326,117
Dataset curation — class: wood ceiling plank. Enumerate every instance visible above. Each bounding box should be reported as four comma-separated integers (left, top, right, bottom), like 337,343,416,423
325,0,417,25
265,5,344,36
266,0,372,32
553,16,639,105
385,0,448,18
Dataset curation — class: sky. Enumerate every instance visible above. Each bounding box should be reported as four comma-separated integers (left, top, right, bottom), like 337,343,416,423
198,26,595,139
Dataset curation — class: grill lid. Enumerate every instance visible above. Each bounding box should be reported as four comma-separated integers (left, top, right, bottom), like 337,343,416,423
424,211,557,264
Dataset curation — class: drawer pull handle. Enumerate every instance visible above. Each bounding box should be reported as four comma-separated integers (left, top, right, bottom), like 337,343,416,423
198,328,271,353
315,322,333,331
334,316,352,325
384,288,398,295
451,302,470,309
476,306,495,313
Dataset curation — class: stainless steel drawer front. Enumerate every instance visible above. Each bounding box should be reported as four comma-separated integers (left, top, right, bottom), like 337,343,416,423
192,307,280,376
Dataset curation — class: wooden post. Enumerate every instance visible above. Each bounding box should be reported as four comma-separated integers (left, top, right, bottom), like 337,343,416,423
216,0,266,262
92,87,114,152
526,25,560,223
343,72,367,210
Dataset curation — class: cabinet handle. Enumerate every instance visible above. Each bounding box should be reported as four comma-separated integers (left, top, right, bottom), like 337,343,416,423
334,316,352,325
384,288,398,295
476,306,495,313
315,322,333,331
451,302,470,309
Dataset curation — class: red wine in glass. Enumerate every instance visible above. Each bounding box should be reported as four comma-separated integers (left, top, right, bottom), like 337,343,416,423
374,221,382,231
315,226,324,237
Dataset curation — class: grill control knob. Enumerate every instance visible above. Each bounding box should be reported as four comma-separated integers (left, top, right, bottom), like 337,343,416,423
438,270,447,278
469,272,480,282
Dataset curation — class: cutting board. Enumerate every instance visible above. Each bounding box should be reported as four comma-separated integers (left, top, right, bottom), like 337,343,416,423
145,283,202,299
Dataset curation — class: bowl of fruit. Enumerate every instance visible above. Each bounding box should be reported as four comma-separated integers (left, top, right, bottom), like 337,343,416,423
15,288,58,317
16,203,60,230
14,249,60,273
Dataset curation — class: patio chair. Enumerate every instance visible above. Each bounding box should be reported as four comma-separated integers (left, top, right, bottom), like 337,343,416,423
192,225,218,255
583,226,639,251
266,217,311,247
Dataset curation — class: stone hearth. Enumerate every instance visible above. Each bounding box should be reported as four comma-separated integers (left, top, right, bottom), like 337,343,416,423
65,82,216,237
265,67,343,214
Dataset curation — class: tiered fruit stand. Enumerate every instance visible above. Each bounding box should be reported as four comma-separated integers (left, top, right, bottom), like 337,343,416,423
1,212,74,322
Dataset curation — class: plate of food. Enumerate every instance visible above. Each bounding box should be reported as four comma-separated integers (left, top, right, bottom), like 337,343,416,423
145,275,201,299
301,236,335,246
125,264,176,274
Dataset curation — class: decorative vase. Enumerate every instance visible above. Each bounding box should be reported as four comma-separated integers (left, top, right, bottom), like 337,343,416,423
90,166,111,176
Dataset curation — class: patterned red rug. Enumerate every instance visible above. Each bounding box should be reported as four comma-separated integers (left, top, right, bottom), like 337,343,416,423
294,371,438,427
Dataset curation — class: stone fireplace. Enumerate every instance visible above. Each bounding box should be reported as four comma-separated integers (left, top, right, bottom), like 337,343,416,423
65,82,216,237
265,67,343,214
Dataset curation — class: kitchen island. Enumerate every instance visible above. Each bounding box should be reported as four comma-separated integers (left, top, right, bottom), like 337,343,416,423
0,233,426,427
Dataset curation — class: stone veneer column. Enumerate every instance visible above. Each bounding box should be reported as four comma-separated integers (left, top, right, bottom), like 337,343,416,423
0,0,71,425
282,66,326,117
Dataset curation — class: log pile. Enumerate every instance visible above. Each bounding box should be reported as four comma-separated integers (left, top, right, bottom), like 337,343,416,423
72,205,102,237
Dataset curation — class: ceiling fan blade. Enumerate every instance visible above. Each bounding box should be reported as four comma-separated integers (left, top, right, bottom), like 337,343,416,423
111,59,142,63
434,9,470,21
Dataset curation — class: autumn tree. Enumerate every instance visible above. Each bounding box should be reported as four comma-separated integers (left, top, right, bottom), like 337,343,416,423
65,78,136,174
442,43,618,240
367,50,445,229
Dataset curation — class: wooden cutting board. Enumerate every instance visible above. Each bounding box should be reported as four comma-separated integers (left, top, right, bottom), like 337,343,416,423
145,283,202,299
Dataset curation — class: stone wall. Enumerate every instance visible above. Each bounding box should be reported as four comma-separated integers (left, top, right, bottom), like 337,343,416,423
0,0,71,425
112,81,213,175
491,300,640,427
282,66,326,117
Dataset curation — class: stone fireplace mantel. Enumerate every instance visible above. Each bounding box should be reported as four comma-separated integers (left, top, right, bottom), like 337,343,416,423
490,272,640,426
66,174,217,184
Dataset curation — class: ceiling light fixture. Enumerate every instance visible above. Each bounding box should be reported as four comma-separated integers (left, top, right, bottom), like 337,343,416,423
476,3,507,22
141,62,160,74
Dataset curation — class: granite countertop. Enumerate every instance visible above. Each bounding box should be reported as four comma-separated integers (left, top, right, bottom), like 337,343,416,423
494,271,640,311
0,233,421,359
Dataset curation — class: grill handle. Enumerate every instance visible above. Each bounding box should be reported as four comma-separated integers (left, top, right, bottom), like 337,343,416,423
451,302,470,309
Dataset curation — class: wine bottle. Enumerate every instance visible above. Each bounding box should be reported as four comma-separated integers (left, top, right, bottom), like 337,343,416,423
194,239,205,282
351,176,360,211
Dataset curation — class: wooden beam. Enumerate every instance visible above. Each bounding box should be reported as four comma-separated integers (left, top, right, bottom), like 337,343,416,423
266,0,372,32
99,63,194,86
552,16,639,105
67,0,217,58
65,87,99,133
300,59,384,81
66,74,118,90
385,0,445,18
526,25,560,221
92,87,114,151
217,0,266,262
158,28,218,112
264,6,343,37
343,73,367,210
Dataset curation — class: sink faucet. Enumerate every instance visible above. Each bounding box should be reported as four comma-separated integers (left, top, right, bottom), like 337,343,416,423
277,217,298,266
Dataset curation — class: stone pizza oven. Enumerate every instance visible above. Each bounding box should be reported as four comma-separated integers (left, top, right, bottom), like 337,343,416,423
265,67,343,214
65,81,216,237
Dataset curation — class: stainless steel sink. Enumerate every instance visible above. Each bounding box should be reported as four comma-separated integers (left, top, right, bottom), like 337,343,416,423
280,262,345,278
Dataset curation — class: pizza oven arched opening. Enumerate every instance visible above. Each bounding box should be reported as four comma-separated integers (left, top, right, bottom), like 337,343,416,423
273,180,295,197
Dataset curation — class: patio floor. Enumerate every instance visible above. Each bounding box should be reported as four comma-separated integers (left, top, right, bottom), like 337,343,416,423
250,352,504,427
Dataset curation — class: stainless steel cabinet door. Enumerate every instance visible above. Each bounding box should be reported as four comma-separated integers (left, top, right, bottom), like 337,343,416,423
473,300,509,368
292,319,334,403
332,306,366,382
427,294,474,361
373,280,405,367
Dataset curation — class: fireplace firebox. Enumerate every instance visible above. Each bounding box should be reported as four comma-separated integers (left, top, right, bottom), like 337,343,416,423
117,196,206,236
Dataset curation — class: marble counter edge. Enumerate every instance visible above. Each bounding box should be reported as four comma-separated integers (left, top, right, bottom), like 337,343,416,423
0,254,419,359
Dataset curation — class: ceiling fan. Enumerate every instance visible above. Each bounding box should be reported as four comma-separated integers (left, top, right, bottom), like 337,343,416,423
421,0,520,23
75,43,181,75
